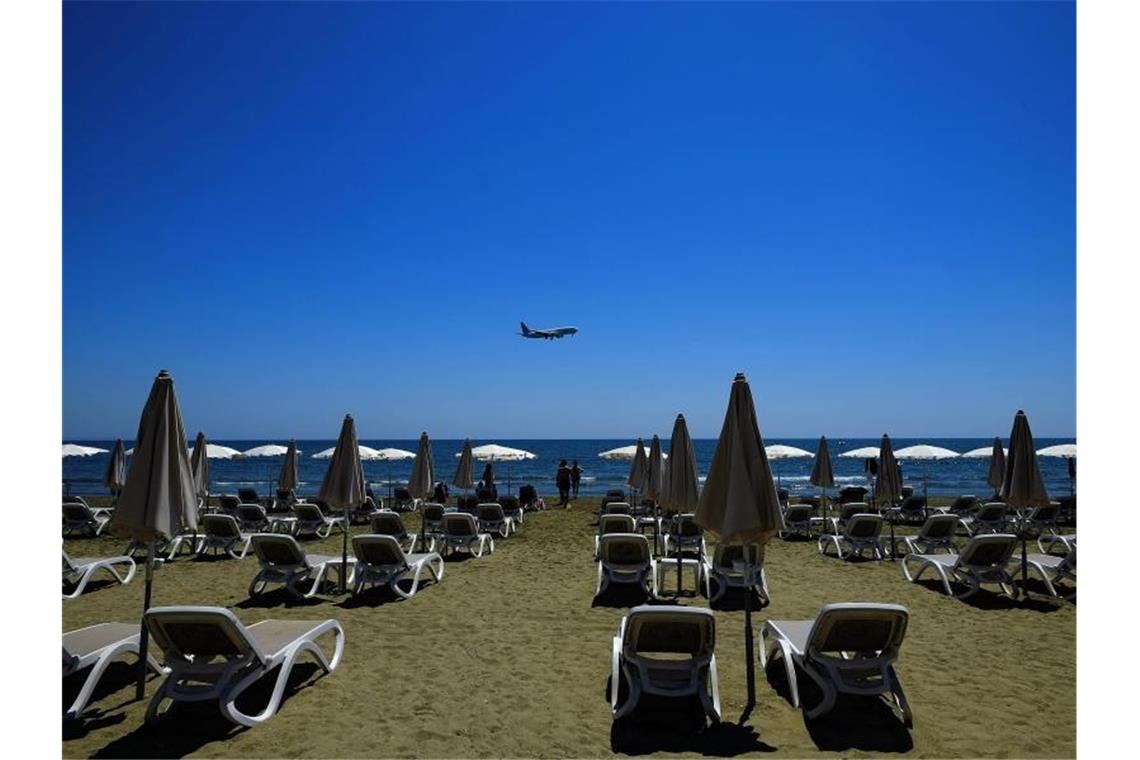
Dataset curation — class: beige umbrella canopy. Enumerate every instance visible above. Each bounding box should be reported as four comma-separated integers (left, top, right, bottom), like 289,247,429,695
873,434,902,508
810,437,835,490
278,438,299,493
987,436,1007,491
693,372,782,714
107,370,199,698
645,434,665,503
661,414,700,516
453,438,474,491
627,438,649,493
318,414,366,594
190,432,209,500
408,432,435,500
695,374,784,544
1001,411,1050,510
102,438,126,499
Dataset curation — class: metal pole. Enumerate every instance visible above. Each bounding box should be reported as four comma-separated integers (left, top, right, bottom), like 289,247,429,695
135,542,156,700
744,558,756,712
341,505,350,595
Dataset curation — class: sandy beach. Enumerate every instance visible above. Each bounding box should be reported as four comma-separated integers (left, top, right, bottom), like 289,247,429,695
61,498,1075,758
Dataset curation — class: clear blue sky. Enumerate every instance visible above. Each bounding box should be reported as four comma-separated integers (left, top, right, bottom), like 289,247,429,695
63,1,1075,440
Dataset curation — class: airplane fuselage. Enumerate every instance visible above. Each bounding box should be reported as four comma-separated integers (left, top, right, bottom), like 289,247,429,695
519,322,578,340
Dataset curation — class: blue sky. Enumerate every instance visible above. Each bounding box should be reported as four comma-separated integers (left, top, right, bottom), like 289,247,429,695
63,1,1075,440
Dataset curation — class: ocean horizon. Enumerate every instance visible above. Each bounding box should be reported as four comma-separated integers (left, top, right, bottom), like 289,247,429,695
62,436,1076,499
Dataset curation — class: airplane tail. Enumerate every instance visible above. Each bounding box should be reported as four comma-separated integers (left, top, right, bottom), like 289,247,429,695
519,321,530,335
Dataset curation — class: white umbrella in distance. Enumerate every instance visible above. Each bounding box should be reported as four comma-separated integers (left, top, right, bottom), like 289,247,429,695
312,445,386,460
839,446,880,459
598,444,667,460
894,444,959,518
765,444,813,490
107,370,198,698
962,445,1008,458
243,444,292,496
1038,443,1076,496
137,443,241,459
466,443,535,494
63,443,109,457
367,447,416,502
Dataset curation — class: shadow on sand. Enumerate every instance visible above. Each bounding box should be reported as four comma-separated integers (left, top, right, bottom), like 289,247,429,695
234,588,327,610
609,690,776,756
86,662,325,758
910,579,1065,612
591,584,657,609
764,655,913,753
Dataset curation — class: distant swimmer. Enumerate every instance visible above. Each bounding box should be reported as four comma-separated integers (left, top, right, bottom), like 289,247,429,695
519,321,578,340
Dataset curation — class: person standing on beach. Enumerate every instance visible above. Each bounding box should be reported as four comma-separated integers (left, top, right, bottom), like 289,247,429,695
570,460,582,499
556,460,572,507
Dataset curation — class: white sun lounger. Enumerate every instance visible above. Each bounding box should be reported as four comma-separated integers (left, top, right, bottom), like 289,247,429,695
596,533,657,599
662,513,707,559
369,511,420,554
901,533,1018,599
351,534,444,598
818,513,885,560
63,501,111,537
143,606,345,727
958,502,1011,536
779,504,816,539
701,542,769,604
293,502,347,539
595,514,636,558
194,514,253,559
440,512,495,558
897,513,959,556
1012,544,1076,600
63,550,136,600
760,602,912,725
610,605,720,723
477,502,515,538
1038,533,1076,554
248,534,354,599
63,622,165,721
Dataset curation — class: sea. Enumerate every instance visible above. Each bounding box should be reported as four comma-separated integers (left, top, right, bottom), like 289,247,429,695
62,438,1077,501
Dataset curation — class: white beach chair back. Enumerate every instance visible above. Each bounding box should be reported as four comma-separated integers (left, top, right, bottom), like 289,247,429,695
145,606,266,667
477,503,506,523
236,503,268,530
603,502,632,516
958,534,1018,571
442,512,478,537
203,513,242,538
844,513,883,539
712,542,764,572
599,514,636,537
783,505,814,524
352,534,407,569
919,513,960,540
600,533,651,568
369,511,408,539
294,502,325,521
251,534,310,571
807,602,908,663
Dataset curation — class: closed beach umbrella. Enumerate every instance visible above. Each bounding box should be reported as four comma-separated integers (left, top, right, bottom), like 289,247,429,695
190,432,210,503
1001,410,1050,597
662,415,700,516
409,432,435,500
102,438,126,504
894,444,959,518
318,414,366,594
453,439,474,492
810,436,835,522
694,373,783,712
645,435,665,503
662,414,700,582
277,438,299,494
987,437,1007,493
628,438,649,496
108,370,198,698
874,435,902,558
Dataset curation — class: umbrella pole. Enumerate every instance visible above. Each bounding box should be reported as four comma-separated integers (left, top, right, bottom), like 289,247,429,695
135,541,156,700
743,560,756,717
923,463,930,521
342,506,350,595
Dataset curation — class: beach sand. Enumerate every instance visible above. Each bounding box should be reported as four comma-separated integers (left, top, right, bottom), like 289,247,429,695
62,499,1075,758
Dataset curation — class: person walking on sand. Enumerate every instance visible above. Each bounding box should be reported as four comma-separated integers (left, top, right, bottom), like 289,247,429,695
570,460,582,499
556,460,572,507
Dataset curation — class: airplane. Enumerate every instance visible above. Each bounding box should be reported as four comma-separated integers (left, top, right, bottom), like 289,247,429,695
519,321,579,340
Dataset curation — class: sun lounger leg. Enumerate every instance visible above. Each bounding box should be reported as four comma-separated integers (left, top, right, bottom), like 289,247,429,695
610,635,623,716
703,654,722,723
888,665,913,727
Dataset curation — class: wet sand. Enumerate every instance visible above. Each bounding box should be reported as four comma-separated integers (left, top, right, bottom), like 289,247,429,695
62,500,1075,758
